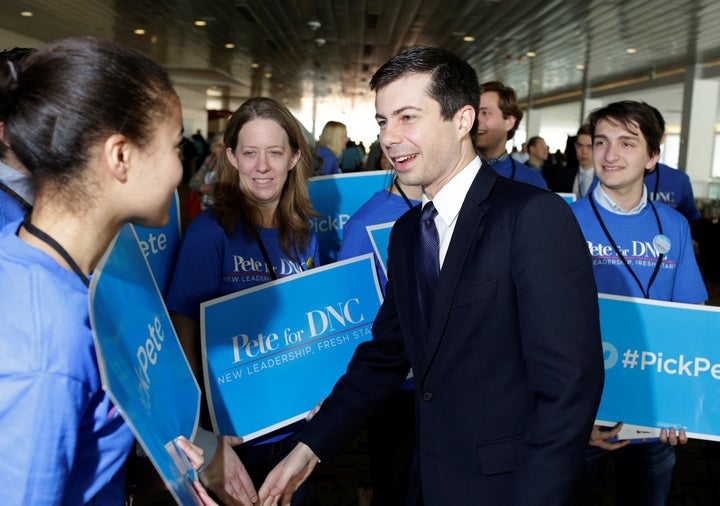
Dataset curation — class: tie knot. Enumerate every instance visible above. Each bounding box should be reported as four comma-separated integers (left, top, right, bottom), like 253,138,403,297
422,201,437,222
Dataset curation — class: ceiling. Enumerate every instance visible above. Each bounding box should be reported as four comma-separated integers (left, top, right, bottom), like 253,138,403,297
2,0,720,114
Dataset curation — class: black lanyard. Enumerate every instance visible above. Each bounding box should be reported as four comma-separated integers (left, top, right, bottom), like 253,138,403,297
247,225,311,281
22,214,90,288
248,225,278,280
589,193,664,299
0,180,32,213
393,177,415,210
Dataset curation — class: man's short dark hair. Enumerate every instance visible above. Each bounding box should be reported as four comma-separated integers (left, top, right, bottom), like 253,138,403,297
587,101,662,158
370,46,480,144
576,124,591,138
527,136,543,149
479,81,523,141
646,104,666,134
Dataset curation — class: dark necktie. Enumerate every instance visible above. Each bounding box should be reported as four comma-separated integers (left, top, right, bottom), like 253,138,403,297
414,202,440,334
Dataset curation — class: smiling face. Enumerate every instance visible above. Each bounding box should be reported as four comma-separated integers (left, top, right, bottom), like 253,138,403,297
225,117,301,223
475,91,515,159
375,72,474,199
593,117,659,208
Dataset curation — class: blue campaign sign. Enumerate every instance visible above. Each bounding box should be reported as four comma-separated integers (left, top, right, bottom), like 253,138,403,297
597,294,720,441
201,254,383,440
89,224,202,504
308,171,393,264
557,192,576,204
367,222,394,279
133,191,182,297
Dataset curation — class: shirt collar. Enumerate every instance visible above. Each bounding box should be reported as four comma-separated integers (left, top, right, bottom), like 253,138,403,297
0,160,34,205
593,183,647,215
485,152,508,164
424,156,482,228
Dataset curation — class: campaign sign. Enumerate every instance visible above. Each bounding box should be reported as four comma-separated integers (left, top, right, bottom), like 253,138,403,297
596,294,720,441
90,224,202,505
133,191,182,297
557,192,576,204
367,221,394,279
201,254,383,440
308,171,393,264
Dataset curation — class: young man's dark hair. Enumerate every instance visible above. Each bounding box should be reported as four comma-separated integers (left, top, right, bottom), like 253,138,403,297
370,46,480,144
588,100,663,159
479,80,523,140
647,104,666,133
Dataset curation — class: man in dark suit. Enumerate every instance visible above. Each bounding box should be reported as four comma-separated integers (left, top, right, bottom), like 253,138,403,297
546,124,594,197
258,46,604,506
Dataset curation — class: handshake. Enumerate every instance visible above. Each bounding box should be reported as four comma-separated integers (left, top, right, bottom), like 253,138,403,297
176,402,324,506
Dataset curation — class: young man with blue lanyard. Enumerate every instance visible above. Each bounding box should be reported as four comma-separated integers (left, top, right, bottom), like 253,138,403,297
571,100,707,506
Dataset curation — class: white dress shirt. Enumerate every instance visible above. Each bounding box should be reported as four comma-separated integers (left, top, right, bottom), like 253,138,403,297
422,156,481,267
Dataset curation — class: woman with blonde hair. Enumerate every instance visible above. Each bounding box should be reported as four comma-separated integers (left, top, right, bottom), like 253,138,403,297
316,120,347,175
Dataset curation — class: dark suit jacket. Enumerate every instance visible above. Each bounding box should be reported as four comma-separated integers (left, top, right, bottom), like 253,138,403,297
300,162,604,505
544,163,578,194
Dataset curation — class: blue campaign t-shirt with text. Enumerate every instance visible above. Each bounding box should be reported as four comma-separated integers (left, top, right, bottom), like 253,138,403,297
166,209,320,320
571,197,706,304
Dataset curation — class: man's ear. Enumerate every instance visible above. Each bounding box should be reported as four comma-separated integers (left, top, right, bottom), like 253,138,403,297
457,105,476,137
504,115,517,135
104,134,129,183
645,152,661,173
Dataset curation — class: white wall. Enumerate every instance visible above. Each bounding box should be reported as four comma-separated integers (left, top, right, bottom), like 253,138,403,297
174,85,208,139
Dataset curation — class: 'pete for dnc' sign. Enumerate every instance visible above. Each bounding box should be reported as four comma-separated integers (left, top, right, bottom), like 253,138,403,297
201,255,383,440
90,224,202,505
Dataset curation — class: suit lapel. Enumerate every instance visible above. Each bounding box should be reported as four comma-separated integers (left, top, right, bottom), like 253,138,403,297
419,162,498,381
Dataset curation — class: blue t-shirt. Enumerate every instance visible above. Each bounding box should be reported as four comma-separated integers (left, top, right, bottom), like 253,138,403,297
338,189,419,292
166,210,320,445
645,163,701,222
337,189,419,391
0,220,134,505
571,195,707,303
167,209,320,320
488,155,549,190
316,146,340,175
